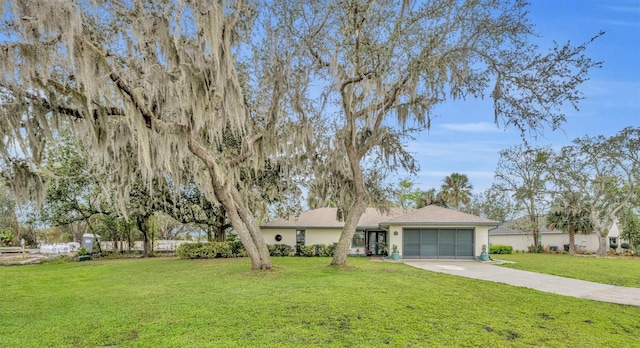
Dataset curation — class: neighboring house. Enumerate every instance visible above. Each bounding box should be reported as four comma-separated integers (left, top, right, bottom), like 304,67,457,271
260,205,499,260
489,216,623,253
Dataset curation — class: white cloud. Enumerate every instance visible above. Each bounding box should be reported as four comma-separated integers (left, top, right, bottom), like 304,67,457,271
439,122,501,133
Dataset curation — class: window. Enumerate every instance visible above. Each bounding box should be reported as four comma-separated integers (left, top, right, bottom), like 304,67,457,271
296,230,306,244
609,237,618,245
351,231,365,248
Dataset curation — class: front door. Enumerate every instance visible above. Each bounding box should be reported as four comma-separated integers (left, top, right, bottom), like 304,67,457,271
367,231,387,255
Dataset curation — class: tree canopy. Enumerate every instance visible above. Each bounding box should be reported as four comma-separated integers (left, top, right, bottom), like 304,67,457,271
0,0,603,268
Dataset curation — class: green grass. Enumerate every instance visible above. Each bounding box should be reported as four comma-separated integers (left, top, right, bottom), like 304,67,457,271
1,257,639,347
494,253,640,288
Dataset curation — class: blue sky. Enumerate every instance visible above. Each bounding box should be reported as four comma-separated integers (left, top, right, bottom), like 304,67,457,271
401,0,640,194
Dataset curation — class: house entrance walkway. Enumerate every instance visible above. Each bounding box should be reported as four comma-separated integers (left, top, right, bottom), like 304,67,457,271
404,260,640,306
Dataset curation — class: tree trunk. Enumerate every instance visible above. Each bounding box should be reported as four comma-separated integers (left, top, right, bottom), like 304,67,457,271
230,186,272,268
215,214,226,242
331,118,367,266
136,218,152,257
596,235,608,256
187,135,272,270
206,225,214,242
568,223,576,255
331,199,367,265
219,187,270,269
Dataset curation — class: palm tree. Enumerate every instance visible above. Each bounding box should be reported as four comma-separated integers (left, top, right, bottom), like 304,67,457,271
546,192,592,255
438,173,473,211
416,188,448,209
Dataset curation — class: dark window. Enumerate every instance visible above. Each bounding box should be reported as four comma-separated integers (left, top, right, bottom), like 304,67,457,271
296,230,305,244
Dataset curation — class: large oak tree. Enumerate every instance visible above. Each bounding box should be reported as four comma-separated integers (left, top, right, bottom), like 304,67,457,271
274,0,602,265
0,0,299,269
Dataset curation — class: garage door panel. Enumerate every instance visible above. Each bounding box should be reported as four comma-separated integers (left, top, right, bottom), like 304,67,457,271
403,230,420,257
457,230,473,244
403,228,475,259
456,244,473,257
439,243,455,257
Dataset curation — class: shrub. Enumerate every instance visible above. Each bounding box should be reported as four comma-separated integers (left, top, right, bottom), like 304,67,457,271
296,244,316,257
527,244,543,253
176,242,233,259
0,229,14,246
609,243,618,249
489,244,513,254
621,242,630,250
315,243,337,257
268,244,295,257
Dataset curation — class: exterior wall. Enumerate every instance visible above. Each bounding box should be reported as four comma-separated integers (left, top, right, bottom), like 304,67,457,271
475,226,490,256
305,228,342,246
387,225,488,258
387,226,403,255
489,234,534,252
261,228,297,247
490,231,620,253
261,228,343,248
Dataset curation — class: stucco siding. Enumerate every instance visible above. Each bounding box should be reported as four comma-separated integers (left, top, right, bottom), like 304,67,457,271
261,228,342,247
305,228,343,245
490,231,620,253
262,228,297,247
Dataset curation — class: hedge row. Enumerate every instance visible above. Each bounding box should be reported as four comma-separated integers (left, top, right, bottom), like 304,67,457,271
176,242,237,259
177,242,337,259
296,243,337,257
489,244,513,254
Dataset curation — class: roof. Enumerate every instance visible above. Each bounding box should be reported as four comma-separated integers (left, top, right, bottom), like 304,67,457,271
490,216,557,235
261,205,498,229
380,205,499,227
261,207,412,229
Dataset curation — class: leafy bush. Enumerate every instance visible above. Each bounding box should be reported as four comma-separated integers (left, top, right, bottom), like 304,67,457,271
295,243,337,257
609,243,618,249
296,244,316,257
176,242,233,259
489,244,513,254
268,244,295,257
0,229,15,246
77,246,89,256
227,240,246,257
527,244,543,253
315,243,337,257
621,242,630,250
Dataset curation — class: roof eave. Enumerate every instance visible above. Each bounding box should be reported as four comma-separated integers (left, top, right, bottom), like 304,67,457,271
380,222,499,228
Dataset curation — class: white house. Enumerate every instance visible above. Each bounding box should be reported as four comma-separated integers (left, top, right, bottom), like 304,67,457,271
261,205,499,259
489,216,623,253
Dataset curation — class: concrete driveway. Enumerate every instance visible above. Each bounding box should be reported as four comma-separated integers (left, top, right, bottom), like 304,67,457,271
404,260,640,306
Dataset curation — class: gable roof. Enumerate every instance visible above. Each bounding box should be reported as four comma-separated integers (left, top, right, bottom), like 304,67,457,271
490,216,557,235
261,205,498,229
380,205,499,227
261,207,412,229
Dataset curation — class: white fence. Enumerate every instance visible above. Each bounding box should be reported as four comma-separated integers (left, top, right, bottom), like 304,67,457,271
99,240,197,252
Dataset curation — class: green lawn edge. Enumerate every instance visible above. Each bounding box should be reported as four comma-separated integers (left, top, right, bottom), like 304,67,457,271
1,257,638,347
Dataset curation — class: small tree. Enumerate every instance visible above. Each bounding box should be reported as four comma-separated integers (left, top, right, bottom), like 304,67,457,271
495,146,553,249
619,207,640,254
463,185,518,222
546,192,592,255
550,128,640,255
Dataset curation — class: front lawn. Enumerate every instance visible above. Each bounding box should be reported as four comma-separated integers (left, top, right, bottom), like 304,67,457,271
494,253,640,288
1,257,638,347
